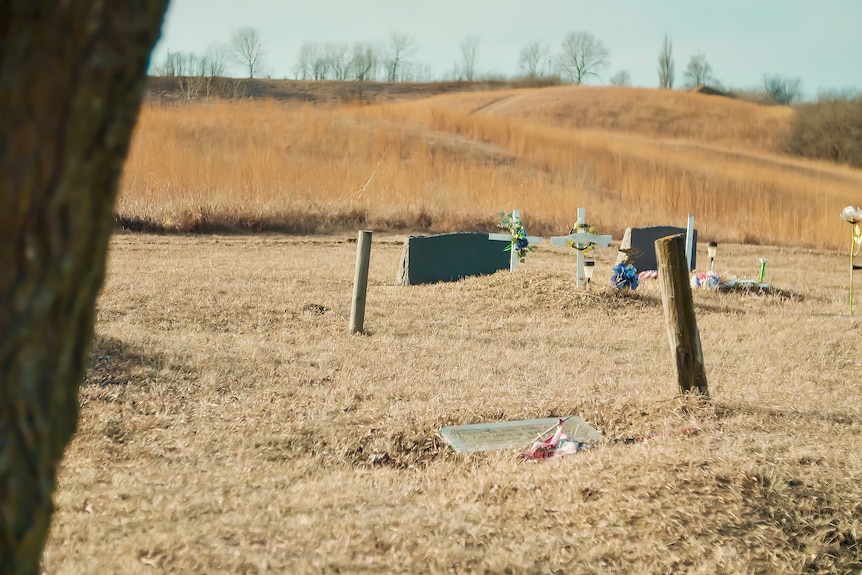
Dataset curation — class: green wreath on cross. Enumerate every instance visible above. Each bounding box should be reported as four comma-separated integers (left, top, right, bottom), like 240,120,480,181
568,222,600,256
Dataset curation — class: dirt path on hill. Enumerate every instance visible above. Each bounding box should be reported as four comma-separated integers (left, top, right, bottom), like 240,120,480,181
460,90,862,186
468,94,516,115
344,104,862,190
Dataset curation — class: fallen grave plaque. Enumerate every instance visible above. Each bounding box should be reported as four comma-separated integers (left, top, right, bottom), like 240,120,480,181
396,232,510,285
440,416,602,453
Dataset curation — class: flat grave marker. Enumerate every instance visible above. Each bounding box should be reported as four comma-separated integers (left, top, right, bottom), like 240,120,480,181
439,416,603,452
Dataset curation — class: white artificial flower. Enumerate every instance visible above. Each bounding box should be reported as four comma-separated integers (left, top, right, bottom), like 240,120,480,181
841,206,862,223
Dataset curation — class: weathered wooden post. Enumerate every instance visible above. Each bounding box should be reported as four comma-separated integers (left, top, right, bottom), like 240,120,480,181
350,230,373,333
655,234,709,396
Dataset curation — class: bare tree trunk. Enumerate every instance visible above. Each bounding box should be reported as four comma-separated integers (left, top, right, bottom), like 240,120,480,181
0,2,168,573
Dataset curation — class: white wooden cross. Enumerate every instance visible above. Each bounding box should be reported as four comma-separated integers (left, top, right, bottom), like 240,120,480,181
488,209,543,272
550,207,612,286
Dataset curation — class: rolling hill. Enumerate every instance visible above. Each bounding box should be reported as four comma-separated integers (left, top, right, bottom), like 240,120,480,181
127,79,862,249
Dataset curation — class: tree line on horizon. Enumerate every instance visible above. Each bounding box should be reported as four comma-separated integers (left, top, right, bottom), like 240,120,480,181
153,28,862,168
153,27,832,106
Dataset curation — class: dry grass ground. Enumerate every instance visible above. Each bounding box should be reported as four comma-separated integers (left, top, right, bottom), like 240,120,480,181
44,234,862,574
119,86,862,249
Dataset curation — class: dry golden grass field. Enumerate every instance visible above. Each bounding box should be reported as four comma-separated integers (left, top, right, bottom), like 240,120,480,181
44,234,862,574
41,83,862,573
120,85,862,250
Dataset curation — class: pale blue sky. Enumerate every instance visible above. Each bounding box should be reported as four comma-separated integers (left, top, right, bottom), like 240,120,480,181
152,0,861,97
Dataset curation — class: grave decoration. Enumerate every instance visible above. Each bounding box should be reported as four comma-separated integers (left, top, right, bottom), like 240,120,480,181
611,262,639,290
568,222,600,255
439,417,700,462
840,205,862,314
519,418,594,461
550,208,612,287
439,416,602,453
691,271,722,290
707,242,718,272
488,210,543,272
611,247,639,290
690,241,774,292
690,260,771,292
583,261,596,291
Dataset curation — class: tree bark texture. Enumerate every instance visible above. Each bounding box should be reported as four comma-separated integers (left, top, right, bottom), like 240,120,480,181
655,234,709,397
0,2,168,573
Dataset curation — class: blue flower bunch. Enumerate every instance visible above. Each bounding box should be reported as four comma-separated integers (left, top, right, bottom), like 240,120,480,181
611,263,639,290
499,212,534,263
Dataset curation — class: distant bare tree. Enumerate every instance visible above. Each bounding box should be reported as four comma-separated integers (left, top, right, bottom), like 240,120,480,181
763,74,802,105
351,43,378,81
155,49,194,77
460,36,481,81
558,31,609,84
325,42,350,81
397,61,421,82
658,34,675,89
294,42,317,79
609,70,631,86
203,42,229,77
385,32,417,82
231,27,265,79
156,50,178,76
683,52,714,88
817,87,860,101
178,69,206,101
231,77,248,99
154,50,205,101
518,41,550,78
311,47,329,80
294,42,331,80
195,43,228,98
414,62,435,82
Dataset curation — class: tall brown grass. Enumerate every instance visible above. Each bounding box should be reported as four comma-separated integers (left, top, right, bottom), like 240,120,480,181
120,87,862,249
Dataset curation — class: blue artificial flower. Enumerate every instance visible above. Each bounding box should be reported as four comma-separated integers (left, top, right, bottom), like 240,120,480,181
611,263,639,290
516,236,530,250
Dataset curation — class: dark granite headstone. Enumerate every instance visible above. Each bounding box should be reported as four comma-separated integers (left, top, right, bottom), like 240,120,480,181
615,226,697,272
396,232,510,285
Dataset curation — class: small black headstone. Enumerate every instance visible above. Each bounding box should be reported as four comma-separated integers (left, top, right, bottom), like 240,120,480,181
615,226,697,272
396,232,510,285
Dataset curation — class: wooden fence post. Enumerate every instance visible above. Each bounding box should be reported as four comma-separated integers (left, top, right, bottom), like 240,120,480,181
350,230,372,334
655,234,709,396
